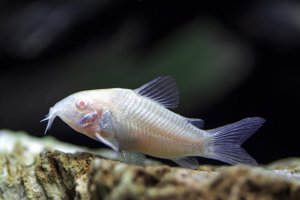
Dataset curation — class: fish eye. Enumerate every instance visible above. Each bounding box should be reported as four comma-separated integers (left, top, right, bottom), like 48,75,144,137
76,99,88,109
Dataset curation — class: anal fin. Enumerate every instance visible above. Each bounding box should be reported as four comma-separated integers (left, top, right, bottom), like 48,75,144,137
172,157,199,169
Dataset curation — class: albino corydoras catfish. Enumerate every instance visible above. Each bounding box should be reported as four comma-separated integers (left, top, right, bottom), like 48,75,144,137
42,76,265,169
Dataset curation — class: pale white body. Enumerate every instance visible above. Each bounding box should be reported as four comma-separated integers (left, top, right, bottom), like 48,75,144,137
108,89,208,158
43,76,264,168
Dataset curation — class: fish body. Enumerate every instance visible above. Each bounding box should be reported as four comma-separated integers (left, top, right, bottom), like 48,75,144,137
42,76,265,168
106,89,205,158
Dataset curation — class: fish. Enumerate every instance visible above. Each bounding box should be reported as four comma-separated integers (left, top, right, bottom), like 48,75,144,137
41,76,265,169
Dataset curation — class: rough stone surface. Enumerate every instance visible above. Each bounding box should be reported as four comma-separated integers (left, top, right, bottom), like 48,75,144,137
0,130,300,200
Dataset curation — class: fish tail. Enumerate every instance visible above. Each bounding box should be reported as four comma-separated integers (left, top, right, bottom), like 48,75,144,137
205,117,265,166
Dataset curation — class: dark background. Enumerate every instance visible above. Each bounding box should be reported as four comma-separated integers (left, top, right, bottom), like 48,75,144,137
1,0,299,164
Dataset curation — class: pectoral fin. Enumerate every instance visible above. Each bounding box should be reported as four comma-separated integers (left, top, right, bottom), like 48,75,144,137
95,133,119,152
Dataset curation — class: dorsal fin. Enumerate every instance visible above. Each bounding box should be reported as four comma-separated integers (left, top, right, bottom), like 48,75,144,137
134,76,180,109
185,117,205,129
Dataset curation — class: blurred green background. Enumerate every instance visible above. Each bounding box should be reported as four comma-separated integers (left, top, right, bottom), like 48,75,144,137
0,0,299,164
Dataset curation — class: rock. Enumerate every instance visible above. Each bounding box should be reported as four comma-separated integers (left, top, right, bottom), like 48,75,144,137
0,130,300,200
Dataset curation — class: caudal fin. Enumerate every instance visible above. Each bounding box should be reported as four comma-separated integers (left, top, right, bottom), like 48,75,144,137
205,117,265,166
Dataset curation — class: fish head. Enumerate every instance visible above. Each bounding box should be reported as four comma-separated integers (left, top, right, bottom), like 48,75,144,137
41,90,103,135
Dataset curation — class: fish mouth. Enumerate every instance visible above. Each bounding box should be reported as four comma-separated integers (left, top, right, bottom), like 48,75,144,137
41,107,57,135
